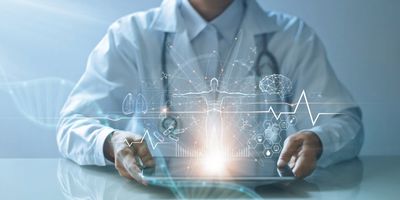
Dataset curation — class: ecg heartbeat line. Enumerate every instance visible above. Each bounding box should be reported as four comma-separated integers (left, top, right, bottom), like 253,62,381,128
233,90,342,126
270,90,342,125
124,129,170,150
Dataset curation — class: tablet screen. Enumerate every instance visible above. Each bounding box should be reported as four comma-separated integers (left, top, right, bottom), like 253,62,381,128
142,157,295,181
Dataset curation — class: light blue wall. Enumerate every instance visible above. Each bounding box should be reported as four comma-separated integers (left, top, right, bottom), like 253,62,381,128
0,0,398,157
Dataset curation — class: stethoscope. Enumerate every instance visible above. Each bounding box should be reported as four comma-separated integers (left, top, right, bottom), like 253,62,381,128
159,32,280,139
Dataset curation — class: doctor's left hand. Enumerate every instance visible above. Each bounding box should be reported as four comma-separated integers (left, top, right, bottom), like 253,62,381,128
104,131,155,185
277,131,322,178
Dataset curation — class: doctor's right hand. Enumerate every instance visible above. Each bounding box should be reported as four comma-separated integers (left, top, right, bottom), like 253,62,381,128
103,131,155,185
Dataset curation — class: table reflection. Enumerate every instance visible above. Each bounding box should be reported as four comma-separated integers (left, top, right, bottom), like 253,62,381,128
255,158,363,198
57,159,174,199
57,158,363,199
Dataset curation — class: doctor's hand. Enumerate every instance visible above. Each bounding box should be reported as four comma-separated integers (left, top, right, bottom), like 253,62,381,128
103,131,155,185
277,131,322,178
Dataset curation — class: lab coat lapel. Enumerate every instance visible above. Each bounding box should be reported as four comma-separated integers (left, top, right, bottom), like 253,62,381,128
220,31,273,92
219,0,280,92
150,0,178,32
167,30,209,92
151,0,208,92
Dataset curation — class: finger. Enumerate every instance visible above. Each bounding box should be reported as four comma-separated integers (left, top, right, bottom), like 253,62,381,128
141,153,155,167
278,136,302,168
122,153,146,184
118,166,134,179
143,158,155,168
115,147,145,183
116,147,134,158
116,147,144,170
134,142,154,167
115,158,134,179
125,165,147,185
292,149,316,178
120,139,147,168
141,153,152,162
125,162,142,180
288,155,297,169
135,142,152,158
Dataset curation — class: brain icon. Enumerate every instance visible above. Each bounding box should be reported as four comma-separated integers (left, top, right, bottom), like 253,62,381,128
259,74,293,97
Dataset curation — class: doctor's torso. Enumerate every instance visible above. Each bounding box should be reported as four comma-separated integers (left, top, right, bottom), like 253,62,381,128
89,0,316,156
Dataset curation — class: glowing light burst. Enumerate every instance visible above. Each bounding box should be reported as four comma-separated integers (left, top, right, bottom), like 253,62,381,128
202,149,227,175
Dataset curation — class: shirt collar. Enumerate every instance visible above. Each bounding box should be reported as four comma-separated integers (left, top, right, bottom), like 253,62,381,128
150,0,280,35
179,0,245,41
179,0,207,40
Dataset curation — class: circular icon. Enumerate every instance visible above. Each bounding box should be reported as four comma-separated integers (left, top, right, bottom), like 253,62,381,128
264,149,272,158
256,134,264,143
272,144,281,153
263,120,273,129
161,116,177,130
279,120,288,130
287,115,297,125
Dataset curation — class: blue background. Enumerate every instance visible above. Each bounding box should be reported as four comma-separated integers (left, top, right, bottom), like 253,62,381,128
0,0,399,158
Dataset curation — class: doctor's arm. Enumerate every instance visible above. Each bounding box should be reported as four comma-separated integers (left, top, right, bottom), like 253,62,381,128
57,19,153,183
277,21,364,177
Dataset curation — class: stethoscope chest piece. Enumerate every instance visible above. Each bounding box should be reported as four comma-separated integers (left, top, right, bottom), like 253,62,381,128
159,114,182,142
161,116,177,132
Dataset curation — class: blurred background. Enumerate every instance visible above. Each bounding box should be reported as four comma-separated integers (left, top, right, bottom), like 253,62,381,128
0,0,399,158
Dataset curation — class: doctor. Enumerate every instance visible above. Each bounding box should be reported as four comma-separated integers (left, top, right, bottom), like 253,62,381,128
57,0,363,184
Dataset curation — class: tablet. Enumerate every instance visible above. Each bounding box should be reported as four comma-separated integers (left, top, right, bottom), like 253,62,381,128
142,157,295,182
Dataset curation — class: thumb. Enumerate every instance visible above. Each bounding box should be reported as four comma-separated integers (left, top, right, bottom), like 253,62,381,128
278,136,302,168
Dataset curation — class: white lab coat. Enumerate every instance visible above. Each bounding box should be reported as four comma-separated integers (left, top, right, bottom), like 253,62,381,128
57,0,363,167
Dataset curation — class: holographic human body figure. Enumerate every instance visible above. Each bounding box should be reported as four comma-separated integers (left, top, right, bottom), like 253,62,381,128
173,78,255,151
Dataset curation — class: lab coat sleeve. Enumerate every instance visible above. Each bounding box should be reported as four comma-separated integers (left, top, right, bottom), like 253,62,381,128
285,20,364,167
57,18,140,166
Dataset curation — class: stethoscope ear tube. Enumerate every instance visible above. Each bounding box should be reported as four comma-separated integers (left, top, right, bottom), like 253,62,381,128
159,33,179,137
254,33,280,77
161,33,170,108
